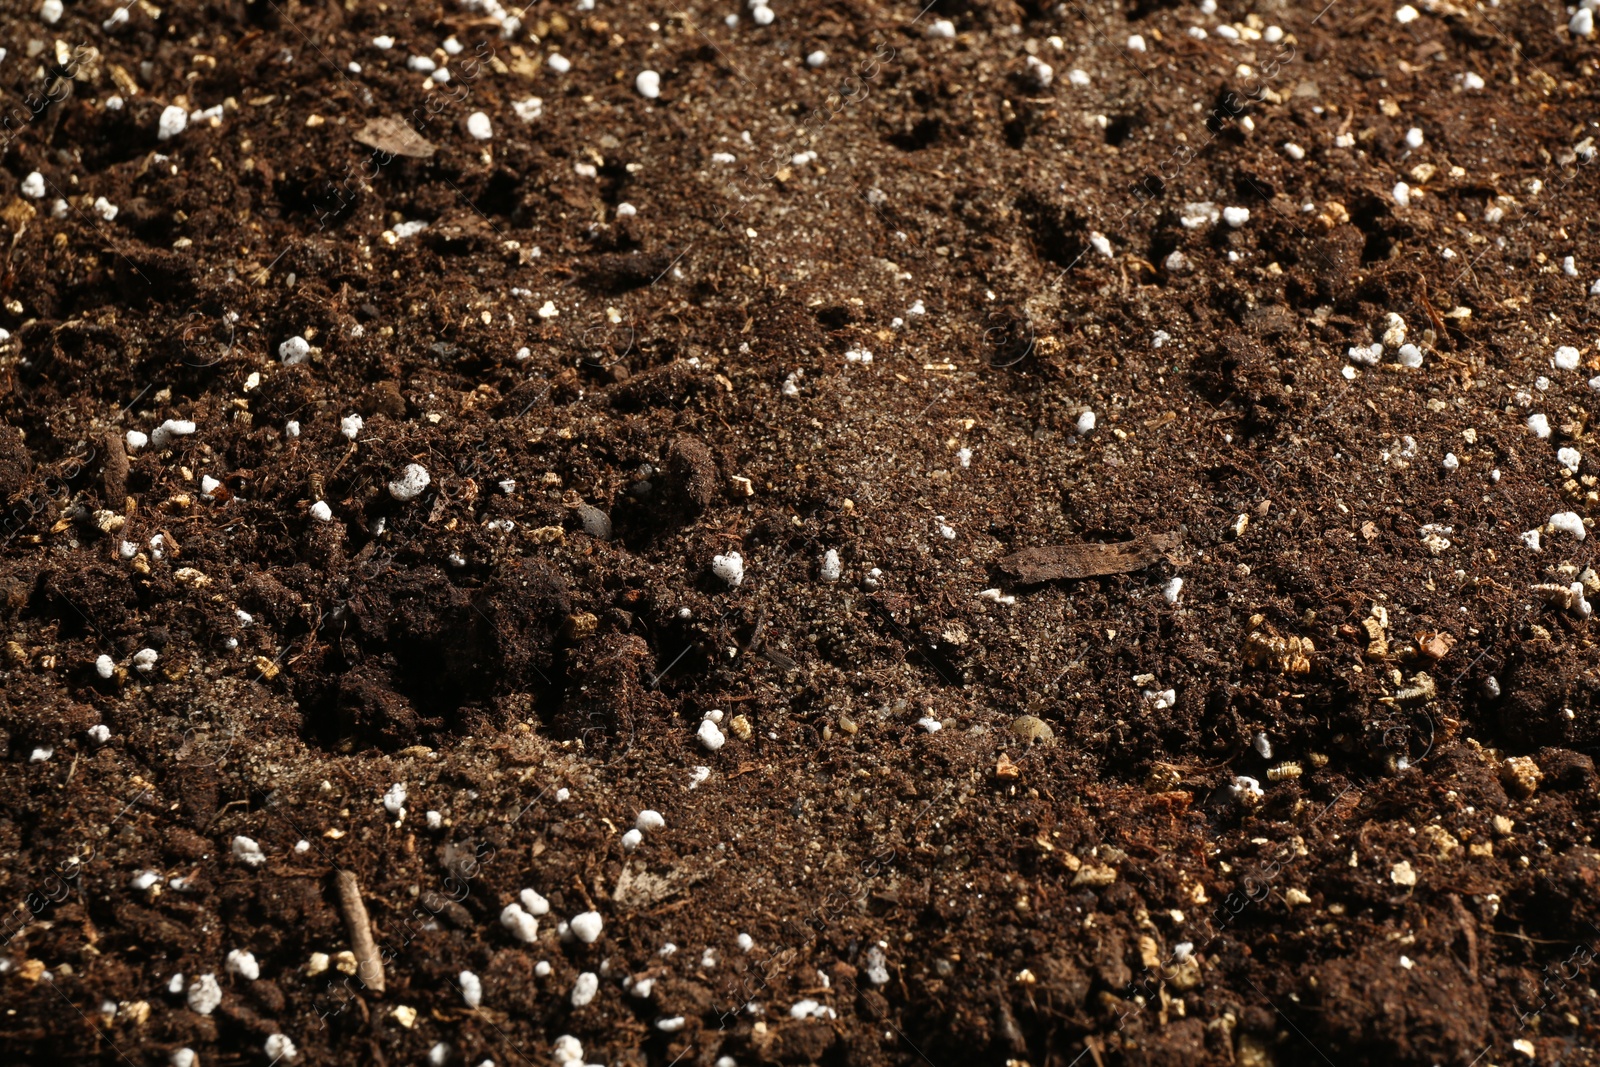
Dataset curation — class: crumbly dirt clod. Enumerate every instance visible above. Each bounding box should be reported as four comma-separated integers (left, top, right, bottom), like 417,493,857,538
2,2,1599,1066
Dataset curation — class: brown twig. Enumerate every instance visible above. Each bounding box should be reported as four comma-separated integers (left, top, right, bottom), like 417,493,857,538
335,869,386,994
101,430,128,507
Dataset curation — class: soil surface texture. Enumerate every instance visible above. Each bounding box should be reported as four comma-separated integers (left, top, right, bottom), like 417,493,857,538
3,1,1600,1065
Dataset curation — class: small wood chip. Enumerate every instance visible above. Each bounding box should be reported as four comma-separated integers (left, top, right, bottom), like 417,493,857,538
1419,631,1456,660
335,869,385,993
102,430,128,505
998,533,1182,583
353,116,437,159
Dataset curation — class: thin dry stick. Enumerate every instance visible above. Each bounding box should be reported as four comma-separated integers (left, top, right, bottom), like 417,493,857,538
335,869,385,994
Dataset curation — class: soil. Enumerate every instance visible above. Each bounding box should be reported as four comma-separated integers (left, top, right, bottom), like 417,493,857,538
2,0,1600,1065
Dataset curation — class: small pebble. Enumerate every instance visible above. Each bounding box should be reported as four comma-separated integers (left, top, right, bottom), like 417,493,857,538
698,719,726,751
382,782,407,816
569,911,603,944
226,950,260,981
1229,776,1264,802
157,105,188,141
500,903,539,943
819,549,842,582
263,1035,296,1063
711,552,745,587
1549,511,1588,541
150,419,197,449
577,505,612,540
459,971,482,1008
1011,715,1055,743
279,336,311,364
389,464,431,502
187,974,223,1015
232,836,267,867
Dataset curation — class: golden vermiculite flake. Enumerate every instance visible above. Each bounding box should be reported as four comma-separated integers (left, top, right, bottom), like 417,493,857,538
1244,619,1314,675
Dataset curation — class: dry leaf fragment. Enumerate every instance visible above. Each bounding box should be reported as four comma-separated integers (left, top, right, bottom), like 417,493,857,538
998,532,1182,583
353,116,437,159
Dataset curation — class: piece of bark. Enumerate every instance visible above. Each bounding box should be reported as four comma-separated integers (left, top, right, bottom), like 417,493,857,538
335,870,385,993
998,533,1181,583
101,430,128,508
353,116,436,159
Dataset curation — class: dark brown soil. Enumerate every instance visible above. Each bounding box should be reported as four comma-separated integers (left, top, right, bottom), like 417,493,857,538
3,0,1600,1064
